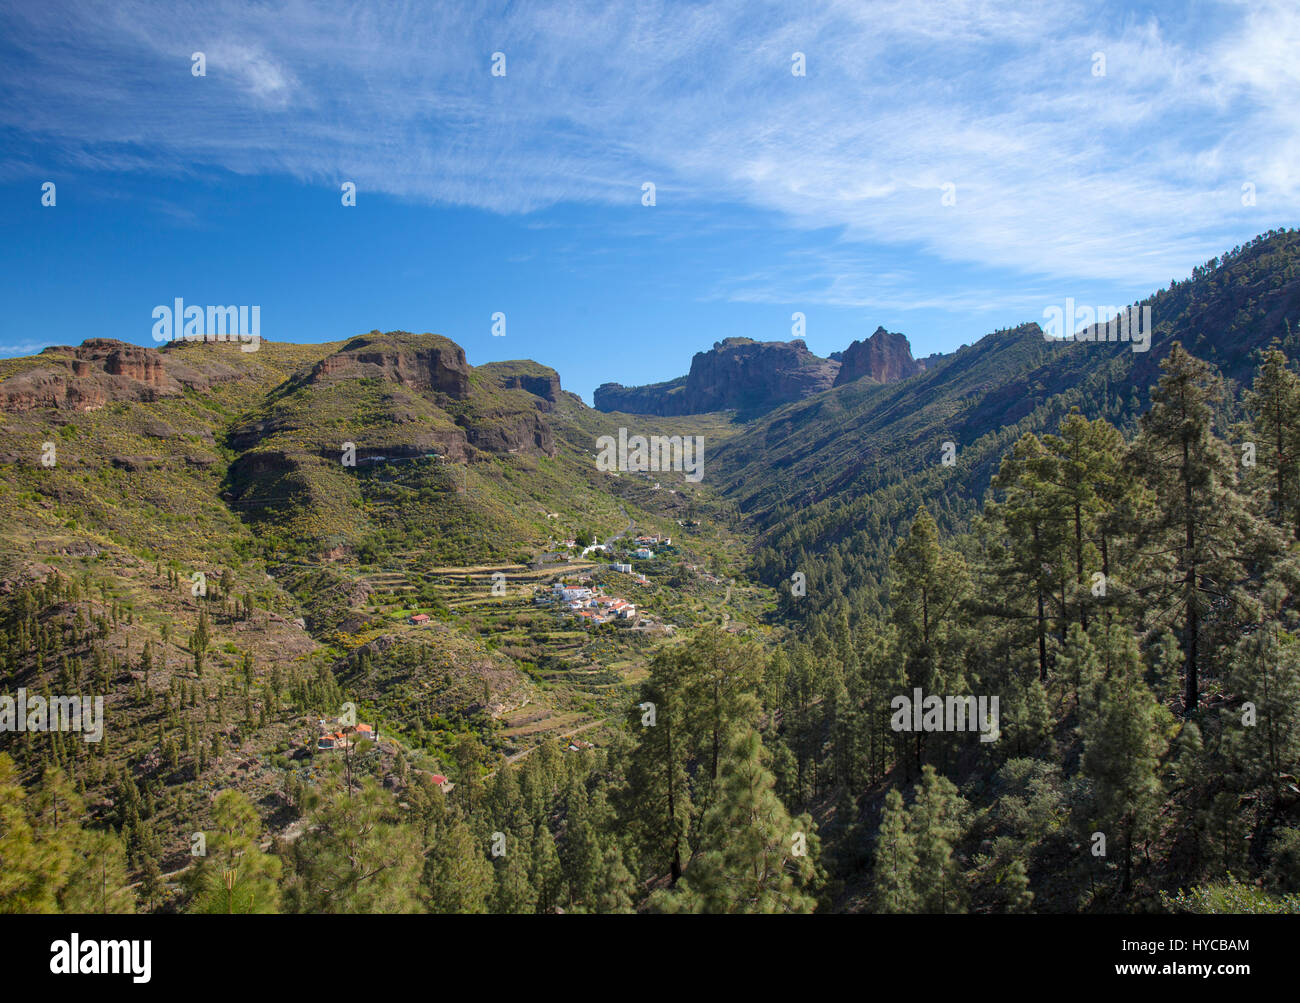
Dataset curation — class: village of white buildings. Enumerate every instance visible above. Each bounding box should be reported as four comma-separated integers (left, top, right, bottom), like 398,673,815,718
305,524,727,800
535,533,676,631
398,531,683,633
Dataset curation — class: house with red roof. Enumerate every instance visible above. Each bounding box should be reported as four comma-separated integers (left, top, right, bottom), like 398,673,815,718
315,717,376,751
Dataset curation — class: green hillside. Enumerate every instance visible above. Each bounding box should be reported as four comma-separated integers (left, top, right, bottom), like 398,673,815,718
722,229,1300,622
2,231,1300,918
0,326,763,900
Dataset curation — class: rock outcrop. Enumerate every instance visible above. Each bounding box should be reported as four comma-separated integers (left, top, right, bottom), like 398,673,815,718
0,339,249,413
462,407,554,456
478,360,562,407
684,339,839,413
832,327,923,387
301,332,472,399
593,376,688,416
595,340,839,416
230,332,558,487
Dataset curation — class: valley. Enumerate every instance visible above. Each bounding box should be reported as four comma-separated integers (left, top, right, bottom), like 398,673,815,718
2,230,1300,915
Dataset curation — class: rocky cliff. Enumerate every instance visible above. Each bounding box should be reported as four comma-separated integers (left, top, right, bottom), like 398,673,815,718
832,327,923,387
0,339,244,412
595,339,839,416
478,360,563,408
593,375,688,416
299,331,473,399
232,331,556,468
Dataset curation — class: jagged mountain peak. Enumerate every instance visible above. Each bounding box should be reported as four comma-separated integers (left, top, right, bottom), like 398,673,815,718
595,337,838,416
832,327,923,387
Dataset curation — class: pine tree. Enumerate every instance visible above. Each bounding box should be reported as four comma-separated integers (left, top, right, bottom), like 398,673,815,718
783,644,824,804
1222,628,1300,811
31,765,82,837
0,754,63,913
1245,344,1300,538
1165,720,1209,880
623,647,694,884
986,433,1068,680
560,786,601,908
424,813,492,914
654,726,819,913
137,852,165,913
1056,622,1102,712
1040,409,1134,630
491,835,537,914
282,770,421,913
59,829,135,914
1079,624,1171,893
185,789,281,914
872,787,918,913
890,507,970,773
1264,828,1300,894
590,842,637,914
451,734,486,815
908,765,970,913
528,824,564,913
485,767,526,837
996,857,1034,913
1131,343,1268,716
683,626,763,783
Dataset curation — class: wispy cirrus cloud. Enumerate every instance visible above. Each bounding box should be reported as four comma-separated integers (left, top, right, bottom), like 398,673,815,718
0,341,57,355
2,0,1297,310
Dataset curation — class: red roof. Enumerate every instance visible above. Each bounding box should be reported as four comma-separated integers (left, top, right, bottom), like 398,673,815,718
431,774,448,785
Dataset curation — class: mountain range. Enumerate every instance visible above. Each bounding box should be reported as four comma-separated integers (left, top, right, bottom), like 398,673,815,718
593,326,928,417
1,227,1298,909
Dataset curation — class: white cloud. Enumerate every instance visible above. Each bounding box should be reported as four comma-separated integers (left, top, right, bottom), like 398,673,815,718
2,0,1297,300
0,341,57,356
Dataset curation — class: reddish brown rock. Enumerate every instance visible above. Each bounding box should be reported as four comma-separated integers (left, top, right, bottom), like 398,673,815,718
595,338,840,415
832,327,923,387
0,338,244,413
302,331,472,399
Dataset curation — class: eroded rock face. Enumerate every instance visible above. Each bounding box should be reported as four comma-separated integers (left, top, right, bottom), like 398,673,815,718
494,371,560,403
684,339,839,413
593,376,687,416
595,339,839,415
0,339,245,413
303,332,472,399
832,327,923,387
477,361,563,411
0,370,112,412
462,408,555,456
100,342,168,386
0,341,177,412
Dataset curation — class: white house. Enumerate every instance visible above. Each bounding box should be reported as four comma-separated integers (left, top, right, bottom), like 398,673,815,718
613,562,633,573
634,548,654,559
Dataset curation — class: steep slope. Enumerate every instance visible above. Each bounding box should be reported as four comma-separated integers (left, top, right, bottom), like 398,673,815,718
715,228,1300,614
221,330,735,564
0,326,754,877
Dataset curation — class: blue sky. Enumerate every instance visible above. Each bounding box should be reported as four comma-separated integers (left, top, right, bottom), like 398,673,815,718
2,0,1298,402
